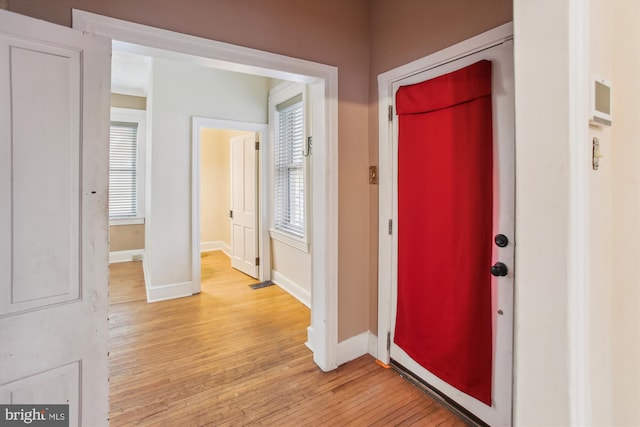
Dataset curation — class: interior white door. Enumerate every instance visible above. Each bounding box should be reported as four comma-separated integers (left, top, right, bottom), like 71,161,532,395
389,41,515,427
0,10,111,426
230,133,259,278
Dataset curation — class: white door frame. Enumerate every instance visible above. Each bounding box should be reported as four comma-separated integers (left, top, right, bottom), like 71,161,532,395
72,10,339,372
192,117,268,292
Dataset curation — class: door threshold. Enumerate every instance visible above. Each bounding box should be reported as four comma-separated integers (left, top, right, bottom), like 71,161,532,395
391,359,489,427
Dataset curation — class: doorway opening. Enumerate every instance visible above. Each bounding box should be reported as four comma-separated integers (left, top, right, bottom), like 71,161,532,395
192,120,267,294
196,126,259,285
75,9,339,371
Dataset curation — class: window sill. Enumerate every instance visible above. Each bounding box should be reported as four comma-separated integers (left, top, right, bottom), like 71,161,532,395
109,217,145,226
269,228,309,253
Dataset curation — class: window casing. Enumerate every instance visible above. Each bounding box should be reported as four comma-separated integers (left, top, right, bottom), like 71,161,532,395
109,108,146,225
269,83,309,251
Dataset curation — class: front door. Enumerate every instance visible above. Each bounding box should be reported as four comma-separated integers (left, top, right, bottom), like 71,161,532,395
230,133,259,278
0,9,111,426
390,40,515,426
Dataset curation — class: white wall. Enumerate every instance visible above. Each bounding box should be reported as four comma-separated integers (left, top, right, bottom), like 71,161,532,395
147,58,270,292
588,2,614,423
513,1,572,424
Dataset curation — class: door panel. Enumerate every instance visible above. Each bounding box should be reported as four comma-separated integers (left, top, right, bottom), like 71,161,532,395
390,40,514,427
0,9,110,426
230,133,259,278
1,36,81,315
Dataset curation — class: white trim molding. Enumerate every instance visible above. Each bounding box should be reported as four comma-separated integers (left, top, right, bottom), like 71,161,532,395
336,331,370,366
368,332,378,359
568,0,592,424
272,270,310,308
109,249,144,264
269,228,309,253
201,241,231,256
73,10,339,372
147,281,194,303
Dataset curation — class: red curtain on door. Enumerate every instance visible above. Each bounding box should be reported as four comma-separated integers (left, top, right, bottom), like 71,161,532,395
394,60,493,405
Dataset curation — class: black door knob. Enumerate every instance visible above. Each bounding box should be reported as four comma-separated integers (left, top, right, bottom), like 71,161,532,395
491,262,508,277
495,234,509,247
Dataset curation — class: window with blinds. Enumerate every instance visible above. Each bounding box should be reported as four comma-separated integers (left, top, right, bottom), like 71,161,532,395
274,94,305,237
109,121,138,219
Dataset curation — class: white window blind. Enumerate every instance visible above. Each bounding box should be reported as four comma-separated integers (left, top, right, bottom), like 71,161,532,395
109,121,138,219
274,94,305,237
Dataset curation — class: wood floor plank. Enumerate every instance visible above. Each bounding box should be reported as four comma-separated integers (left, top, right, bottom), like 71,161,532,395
109,251,467,426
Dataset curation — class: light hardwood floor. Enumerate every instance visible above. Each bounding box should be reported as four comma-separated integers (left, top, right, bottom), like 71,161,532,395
109,250,467,426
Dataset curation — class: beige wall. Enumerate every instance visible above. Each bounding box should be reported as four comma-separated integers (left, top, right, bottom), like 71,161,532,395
611,1,640,424
271,240,311,292
111,93,146,110
109,93,146,253
200,128,250,247
109,224,144,252
582,3,640,425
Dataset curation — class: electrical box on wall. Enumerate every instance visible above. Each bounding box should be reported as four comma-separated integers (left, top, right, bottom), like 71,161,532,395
590,76,612,127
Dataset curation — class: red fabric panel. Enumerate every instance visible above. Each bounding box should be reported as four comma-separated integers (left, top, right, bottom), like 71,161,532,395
394,60,493,405
396,60,492,115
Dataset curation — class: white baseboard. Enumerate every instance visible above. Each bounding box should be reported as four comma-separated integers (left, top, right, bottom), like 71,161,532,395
306,326,314,352
337,331,371,366
368,332,378,359
201,241,230,257
147,281,194,303
142,258,152,303
271,270,311,308
109,249,144,264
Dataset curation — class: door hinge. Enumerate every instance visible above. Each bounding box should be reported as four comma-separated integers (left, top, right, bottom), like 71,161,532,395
255,141,260,150
388,105,393,122
255,257,260,266
386,331,391,351
229,210,233,219
388,219,393,235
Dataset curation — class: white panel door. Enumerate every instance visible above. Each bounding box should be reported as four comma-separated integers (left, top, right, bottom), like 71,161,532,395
0,10,111,426
230,133,259,278
389,41,515,427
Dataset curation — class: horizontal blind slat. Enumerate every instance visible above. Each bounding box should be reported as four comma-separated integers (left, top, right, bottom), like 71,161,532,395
274,98,305,237
109,121,138,219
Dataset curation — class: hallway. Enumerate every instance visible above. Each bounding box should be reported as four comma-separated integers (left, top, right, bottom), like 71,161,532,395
108,251,467,425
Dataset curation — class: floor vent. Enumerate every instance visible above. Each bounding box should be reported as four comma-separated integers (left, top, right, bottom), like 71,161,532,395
249,280,275,290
